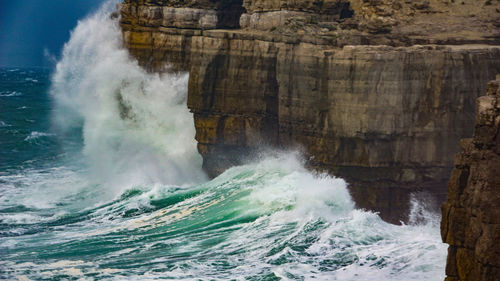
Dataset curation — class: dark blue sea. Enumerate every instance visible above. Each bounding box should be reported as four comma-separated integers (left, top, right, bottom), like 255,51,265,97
0,68,61,170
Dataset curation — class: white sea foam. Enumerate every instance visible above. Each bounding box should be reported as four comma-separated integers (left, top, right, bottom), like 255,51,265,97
25,77,39,83
24,131,54,141
0,213,41,224
0,91,22,97
201,155,447,281
0,153,447,280
0,166,88,210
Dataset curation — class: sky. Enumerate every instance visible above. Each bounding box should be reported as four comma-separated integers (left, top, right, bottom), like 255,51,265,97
0,0,106,67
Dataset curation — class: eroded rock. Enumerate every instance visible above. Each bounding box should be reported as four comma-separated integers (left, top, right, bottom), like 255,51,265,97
119,0,500,223
441,75,500,281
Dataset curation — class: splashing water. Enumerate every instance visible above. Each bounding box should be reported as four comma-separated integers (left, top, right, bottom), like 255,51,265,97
50,1,206,191
0,2,447,280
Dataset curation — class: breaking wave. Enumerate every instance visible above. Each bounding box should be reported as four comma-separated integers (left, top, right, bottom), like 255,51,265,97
0,1,447,280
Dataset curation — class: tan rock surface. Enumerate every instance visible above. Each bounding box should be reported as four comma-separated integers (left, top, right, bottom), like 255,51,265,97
120,0,500,223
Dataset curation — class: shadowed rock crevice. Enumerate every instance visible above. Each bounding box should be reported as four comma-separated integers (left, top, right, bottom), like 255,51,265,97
216,0,245,29
339,2,354,19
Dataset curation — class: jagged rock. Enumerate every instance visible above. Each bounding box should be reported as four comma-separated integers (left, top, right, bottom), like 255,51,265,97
441,75,500,281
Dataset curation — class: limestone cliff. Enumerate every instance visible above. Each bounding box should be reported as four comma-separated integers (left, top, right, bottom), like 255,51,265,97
120,0,500,223
441,76,500,281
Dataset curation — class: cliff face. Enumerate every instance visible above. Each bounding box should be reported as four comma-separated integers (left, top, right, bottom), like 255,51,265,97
441,76,500,281
120,0,500,223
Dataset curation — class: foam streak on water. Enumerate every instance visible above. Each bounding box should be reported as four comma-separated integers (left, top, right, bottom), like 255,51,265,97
0,1,447,280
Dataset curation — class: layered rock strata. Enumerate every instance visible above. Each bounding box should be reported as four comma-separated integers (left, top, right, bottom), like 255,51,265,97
120,0,500,223
441,76,500,281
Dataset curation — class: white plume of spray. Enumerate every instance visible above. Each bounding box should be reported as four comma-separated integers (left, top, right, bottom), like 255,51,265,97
50,1,206,192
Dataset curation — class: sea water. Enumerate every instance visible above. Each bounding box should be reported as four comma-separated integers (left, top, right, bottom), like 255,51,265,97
0,2,447,280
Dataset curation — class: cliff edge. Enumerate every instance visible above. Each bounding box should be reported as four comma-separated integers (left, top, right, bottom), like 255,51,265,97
119,0,500,223
441,75,500,281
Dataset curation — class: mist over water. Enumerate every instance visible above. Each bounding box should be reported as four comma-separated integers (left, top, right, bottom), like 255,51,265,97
50,1,206,192
0,2,447,280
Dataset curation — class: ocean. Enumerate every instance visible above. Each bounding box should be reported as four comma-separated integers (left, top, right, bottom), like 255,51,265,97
0,2,447,280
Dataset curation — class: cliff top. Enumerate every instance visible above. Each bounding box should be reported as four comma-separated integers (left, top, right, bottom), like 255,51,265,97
122,0,500,46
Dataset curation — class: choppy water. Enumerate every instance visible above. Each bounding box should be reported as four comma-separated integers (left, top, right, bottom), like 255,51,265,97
0,2,447,280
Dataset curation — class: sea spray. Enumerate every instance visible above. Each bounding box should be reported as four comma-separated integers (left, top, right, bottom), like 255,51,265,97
50,1,205,193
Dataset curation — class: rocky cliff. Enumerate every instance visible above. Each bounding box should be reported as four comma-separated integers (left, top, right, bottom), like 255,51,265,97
119,0,500,223
441,76,500,281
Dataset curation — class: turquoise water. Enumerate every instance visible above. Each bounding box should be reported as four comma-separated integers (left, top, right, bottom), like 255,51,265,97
0,2,447,280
